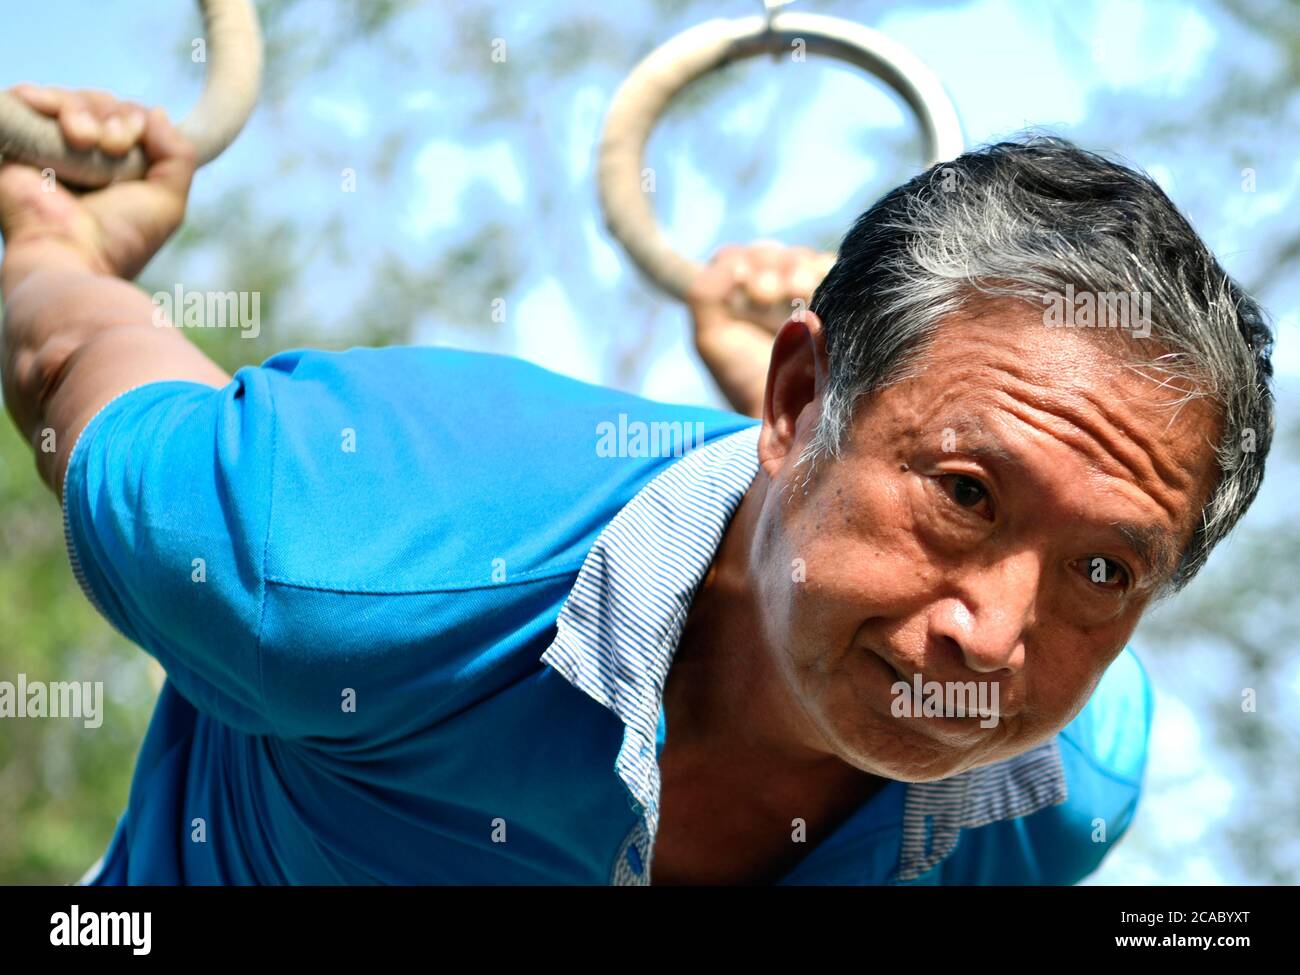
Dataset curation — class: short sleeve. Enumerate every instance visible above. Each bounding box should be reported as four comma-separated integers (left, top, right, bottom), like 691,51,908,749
62,376,276,734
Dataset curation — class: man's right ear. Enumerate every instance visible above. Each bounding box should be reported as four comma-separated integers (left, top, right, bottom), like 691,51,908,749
758,311,828,478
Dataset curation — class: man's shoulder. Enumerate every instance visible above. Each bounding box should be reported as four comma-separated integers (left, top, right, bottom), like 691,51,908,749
250,345,756,592
259,343,633,418
257,343,744,448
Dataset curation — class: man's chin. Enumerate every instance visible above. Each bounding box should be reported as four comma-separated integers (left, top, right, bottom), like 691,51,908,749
831,712,1007,782
837,709,1061,784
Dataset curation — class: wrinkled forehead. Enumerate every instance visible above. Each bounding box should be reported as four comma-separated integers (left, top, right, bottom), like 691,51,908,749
844,302,1225,532
894,298,1219,433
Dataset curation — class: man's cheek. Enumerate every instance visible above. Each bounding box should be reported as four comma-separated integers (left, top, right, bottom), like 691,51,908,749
1030,653,1104,729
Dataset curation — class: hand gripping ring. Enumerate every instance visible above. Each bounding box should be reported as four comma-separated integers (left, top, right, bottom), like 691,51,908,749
0,0,262,188
596,11,965,302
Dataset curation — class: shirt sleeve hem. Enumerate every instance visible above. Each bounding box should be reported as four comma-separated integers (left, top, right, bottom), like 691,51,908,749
60,383,163,635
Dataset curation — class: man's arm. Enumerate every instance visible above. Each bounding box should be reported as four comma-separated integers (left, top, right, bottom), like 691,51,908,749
0,85,230,495
687,240,834,417
2,242,231,492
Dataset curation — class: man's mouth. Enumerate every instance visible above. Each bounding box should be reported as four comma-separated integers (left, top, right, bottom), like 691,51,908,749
865,645,1006,724
867,645,916,685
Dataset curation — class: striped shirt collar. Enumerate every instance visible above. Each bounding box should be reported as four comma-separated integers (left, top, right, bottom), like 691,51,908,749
541,423,1066,882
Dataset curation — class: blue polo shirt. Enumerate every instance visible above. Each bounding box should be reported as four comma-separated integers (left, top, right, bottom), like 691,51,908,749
64,345,1152,884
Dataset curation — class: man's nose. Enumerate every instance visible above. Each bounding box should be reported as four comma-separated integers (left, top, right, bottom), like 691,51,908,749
929,549,1040,675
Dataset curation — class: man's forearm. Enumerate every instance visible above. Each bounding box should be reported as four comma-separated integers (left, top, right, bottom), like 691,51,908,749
1,239,159,444
1,236,158,332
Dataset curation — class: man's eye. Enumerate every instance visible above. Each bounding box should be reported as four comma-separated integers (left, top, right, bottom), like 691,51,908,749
1077,557,1130,591
939,474,992,516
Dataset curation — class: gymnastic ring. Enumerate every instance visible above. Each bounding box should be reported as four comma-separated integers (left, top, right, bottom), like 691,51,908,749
0,0,262,188
596,12,965,302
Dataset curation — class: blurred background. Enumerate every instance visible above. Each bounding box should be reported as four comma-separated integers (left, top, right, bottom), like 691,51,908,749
0,0,1296,884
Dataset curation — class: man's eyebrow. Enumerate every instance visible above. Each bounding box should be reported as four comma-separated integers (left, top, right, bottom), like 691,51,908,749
940,422,1017,463
956,439,1017,463
941,424,1181,581
1111,521,1181,580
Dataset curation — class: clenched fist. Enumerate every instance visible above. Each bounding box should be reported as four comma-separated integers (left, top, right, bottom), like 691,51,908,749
0,84,197,284
687,240,835,417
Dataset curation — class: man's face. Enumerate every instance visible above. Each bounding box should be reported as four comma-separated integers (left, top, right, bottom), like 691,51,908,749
754,302,1222,781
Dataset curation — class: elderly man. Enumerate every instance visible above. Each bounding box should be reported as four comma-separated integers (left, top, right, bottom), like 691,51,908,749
0,86,1274,885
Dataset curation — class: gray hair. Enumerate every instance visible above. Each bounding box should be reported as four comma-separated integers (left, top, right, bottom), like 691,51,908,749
803,134,1275,595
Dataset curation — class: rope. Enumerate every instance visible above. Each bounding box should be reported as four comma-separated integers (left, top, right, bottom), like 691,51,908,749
596,12,965,302
0,0,262,188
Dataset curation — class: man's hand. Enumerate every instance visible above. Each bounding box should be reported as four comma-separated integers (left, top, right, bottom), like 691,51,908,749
0,85,227,497
688,241,835,417
0,84,197,288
